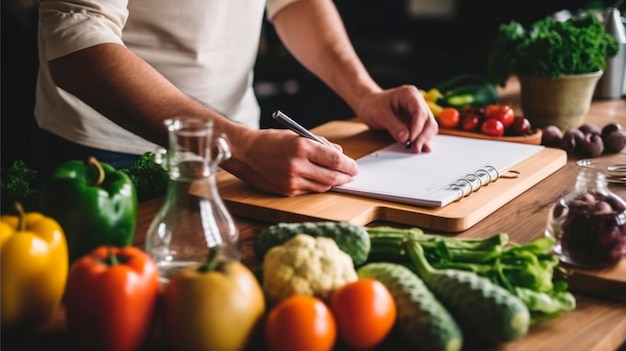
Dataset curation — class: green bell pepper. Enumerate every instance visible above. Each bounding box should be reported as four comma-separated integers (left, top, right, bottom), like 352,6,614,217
39,157,138,262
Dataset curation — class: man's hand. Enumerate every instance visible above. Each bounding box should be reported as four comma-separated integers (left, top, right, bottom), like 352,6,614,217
355,85,439,153
222,129,358,196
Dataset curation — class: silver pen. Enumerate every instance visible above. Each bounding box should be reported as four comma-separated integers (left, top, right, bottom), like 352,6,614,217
272,110,333,147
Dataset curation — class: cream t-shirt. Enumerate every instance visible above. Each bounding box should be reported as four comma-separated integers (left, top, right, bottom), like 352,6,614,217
35,0,300,155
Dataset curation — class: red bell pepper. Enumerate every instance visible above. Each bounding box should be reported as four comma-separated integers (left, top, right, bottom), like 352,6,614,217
64,246,159,351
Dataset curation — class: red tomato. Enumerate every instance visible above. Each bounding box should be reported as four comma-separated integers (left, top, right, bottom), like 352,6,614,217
507,116,532,136
484,104,515,128
437,107,461,129
460,108,483,132
330,279,396,350
481,118,505,137
264,295,337,351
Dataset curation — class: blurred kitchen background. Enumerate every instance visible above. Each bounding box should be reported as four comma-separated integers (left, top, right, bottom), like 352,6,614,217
1,0,609,168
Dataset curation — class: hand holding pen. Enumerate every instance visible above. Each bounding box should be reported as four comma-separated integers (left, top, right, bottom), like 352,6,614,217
227,112,358,196
272,110,334,148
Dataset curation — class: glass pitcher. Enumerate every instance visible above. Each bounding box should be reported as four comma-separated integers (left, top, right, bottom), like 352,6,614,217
145,117,240,283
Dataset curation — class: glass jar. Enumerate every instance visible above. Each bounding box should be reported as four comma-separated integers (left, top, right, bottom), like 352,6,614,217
546,167,626,268
145,117,240,283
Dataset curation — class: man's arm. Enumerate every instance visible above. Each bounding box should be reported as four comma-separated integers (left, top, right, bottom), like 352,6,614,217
48,43,247,148
270,0,381,114
270,0,438,152
47,43,358,196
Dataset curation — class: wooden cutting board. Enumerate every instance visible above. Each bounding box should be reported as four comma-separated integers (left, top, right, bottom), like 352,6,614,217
559,258,626,303
217,120,567,232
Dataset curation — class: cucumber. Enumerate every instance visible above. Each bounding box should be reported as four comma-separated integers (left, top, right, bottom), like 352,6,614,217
433,74,500,108
434,74,493,92
252,221,370,265
357,262,463,351
438,82,500,108
405,240,530,345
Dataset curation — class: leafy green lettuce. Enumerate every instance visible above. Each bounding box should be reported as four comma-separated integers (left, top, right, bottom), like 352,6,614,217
367,227,577,323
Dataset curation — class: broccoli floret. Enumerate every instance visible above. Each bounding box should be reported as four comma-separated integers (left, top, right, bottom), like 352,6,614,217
120,152,168,202
1,160,40,213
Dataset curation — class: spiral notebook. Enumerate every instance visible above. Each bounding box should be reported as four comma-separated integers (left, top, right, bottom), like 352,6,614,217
332,134,545,208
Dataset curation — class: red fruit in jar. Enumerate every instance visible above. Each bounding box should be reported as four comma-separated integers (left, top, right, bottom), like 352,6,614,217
556,192,626,268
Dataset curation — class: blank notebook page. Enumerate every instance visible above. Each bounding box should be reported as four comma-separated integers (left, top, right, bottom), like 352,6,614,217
332,134,545,208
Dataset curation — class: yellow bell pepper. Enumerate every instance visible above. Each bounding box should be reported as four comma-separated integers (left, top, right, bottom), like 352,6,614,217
420,88,444,117
1,203,69,331
423,88,443,102
427,100,444,118
162,248,265,351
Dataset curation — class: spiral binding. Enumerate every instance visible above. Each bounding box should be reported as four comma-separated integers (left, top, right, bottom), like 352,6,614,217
447,165,499,200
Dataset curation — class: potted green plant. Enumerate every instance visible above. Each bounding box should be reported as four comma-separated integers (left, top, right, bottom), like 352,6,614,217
488,11,619,129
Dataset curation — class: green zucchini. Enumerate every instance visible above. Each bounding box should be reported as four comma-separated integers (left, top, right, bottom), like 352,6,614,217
252,221,370,265
405,240,530,345
433,74,500,108
434,74,493,92
357,262,463,351
438,82,500,108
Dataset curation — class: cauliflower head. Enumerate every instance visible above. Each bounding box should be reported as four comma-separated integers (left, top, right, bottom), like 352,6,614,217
262,233,358,305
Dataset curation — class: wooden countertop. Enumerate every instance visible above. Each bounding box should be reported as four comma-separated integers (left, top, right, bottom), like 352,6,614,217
5,81,626,351
142,85,626,351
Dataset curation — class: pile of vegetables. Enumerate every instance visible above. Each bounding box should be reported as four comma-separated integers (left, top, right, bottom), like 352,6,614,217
433,74,500,110
0,147,578,350
0,152,168,214
420,73,536,138
2,203,266,351
366,227,576,321
436,103,534,138
420,74,500,119
2,206,578,350
252,221,577,350
261,234,397,351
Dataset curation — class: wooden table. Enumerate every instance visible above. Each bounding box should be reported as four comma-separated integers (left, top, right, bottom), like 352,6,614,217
5,82,626,351
141,82,626,351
